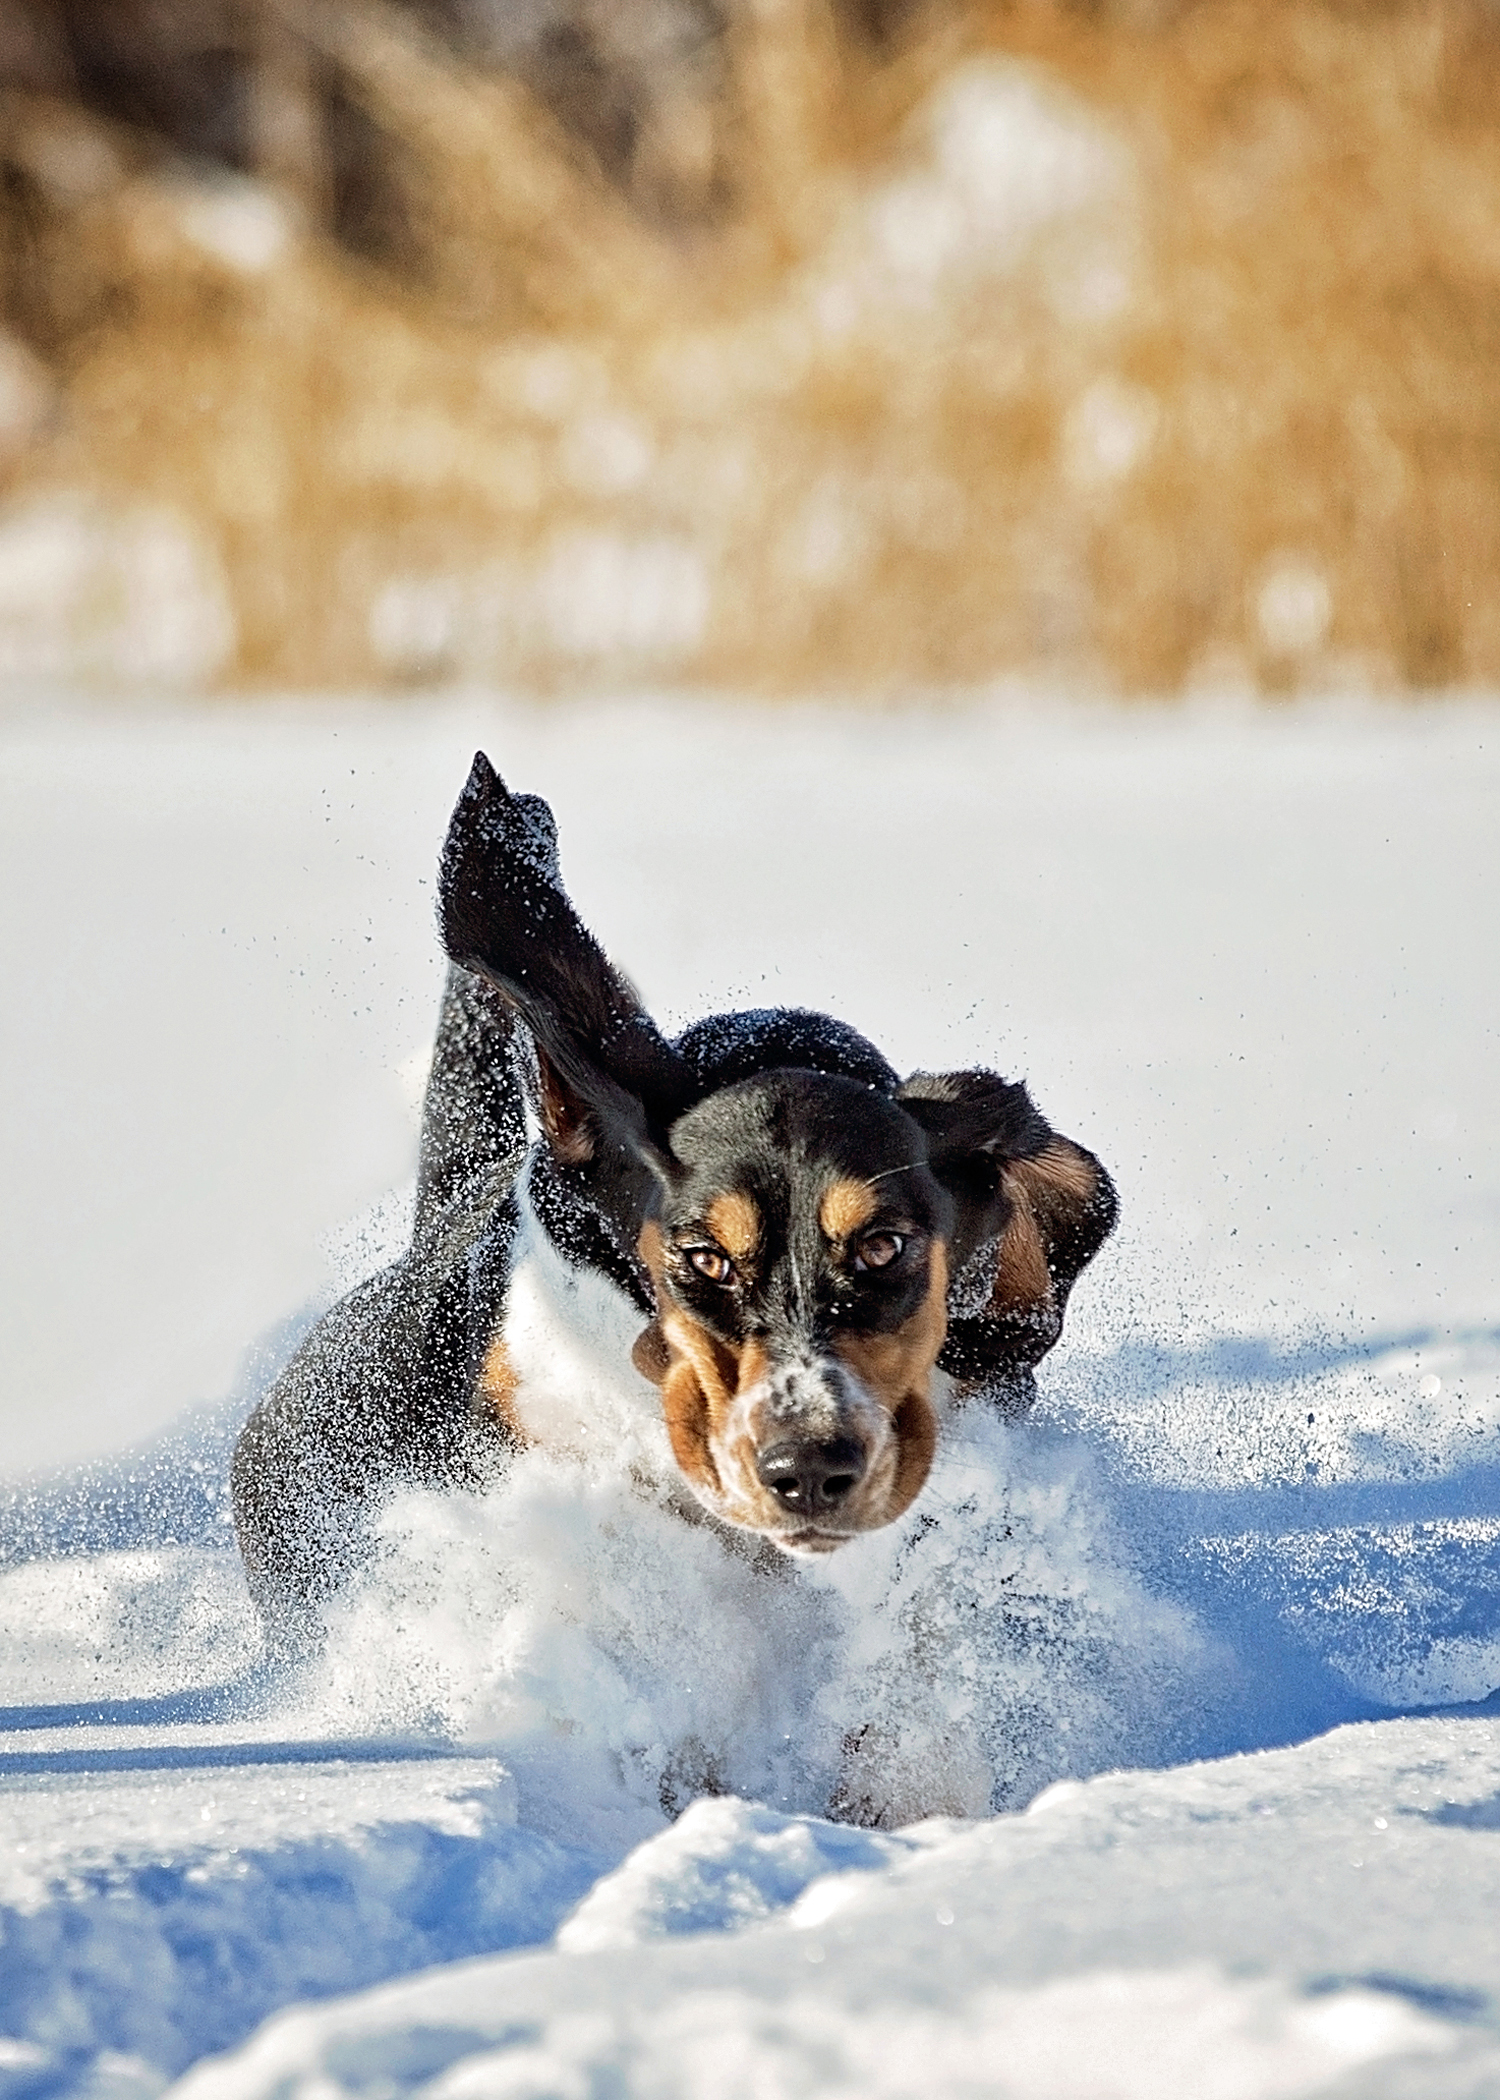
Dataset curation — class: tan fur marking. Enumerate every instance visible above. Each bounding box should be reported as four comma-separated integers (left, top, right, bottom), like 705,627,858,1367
819,1177,879,1242
1014,1138,1099,1210
477,1335,528,1442
662,1359,721,1494
666,1318,766,1423
535,1046,594,1164
992,1140,1099,1312
706,1190,761,1263
993,1178,1051,1312
831,1241,950,1417
658,1316,770,1510
886,1390,939,1520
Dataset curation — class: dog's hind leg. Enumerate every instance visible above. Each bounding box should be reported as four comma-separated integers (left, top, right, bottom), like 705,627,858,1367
232,1254,480,1663
232,966,530,1661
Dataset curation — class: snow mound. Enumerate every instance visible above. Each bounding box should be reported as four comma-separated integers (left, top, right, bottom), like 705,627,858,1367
171,1967,1455,2100
167,1715,1500,2100
555,1795,948,1952
0,1733,601,2096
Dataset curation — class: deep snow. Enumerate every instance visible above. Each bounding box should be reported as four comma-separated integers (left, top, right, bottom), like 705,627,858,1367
1,688,1498,2097
168,1720,1500,2100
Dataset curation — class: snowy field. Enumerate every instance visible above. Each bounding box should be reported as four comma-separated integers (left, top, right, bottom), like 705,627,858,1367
1,687,1498,2097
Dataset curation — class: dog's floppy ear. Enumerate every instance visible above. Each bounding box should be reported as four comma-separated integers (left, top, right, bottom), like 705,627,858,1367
438,753,697,1168
898,1070,1118,1391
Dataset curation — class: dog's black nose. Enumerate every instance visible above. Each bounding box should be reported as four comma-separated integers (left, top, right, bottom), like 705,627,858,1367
756,1436,866,1513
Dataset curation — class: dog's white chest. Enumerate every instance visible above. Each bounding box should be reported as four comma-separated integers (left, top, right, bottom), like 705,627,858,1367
482,1179,665,1462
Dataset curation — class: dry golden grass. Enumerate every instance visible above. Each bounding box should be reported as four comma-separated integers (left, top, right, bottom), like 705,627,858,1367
1014,0,1500,690
4,0,1500,692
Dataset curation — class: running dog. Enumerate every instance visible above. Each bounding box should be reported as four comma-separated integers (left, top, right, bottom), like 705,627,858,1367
233,755,1117,1654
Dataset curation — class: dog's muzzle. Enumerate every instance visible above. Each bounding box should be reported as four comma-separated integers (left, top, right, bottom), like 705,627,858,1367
754,1432,867,1515
735,1353,892,1550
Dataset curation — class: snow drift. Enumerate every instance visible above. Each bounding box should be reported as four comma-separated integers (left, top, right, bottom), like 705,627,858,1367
2,690,1498,2097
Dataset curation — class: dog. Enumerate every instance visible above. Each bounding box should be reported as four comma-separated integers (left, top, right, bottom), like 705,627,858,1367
233,754,1117,1657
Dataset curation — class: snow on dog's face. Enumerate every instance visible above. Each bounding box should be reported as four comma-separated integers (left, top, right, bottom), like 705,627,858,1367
631,1072,950,1553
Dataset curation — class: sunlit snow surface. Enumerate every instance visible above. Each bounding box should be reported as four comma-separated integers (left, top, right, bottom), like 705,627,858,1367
1,689,1498,2097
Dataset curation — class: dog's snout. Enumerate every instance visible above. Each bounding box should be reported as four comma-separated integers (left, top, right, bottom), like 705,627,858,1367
754,1435,867,1514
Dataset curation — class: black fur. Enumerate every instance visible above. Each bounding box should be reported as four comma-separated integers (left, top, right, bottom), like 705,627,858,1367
656,1069,951,1355
438,751,696,1161
233,756,1118,1649
675,1009,899,1097
898,1069,1118,1388
232,965,526,1655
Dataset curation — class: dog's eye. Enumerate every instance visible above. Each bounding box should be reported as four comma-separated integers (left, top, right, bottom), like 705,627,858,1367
854,1232,905,1272
687,1247,736,1285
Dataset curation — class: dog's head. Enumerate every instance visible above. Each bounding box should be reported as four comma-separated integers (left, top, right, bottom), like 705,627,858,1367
439,754,1116,1553
632,1068,950,1549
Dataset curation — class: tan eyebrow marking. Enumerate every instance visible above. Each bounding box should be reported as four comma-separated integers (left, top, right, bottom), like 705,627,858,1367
705,1190,762,1263
819,1176,879,1241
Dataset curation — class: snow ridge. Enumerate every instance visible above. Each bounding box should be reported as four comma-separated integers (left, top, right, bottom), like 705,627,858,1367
0,1741,602,2097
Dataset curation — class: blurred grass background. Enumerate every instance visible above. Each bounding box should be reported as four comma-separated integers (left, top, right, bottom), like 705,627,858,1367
1,0,1498,695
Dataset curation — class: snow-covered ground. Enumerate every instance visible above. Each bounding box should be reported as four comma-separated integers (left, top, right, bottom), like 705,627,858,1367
1,688,1497,2097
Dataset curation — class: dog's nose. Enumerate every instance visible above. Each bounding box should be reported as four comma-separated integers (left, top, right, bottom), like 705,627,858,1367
755,1436,866,1514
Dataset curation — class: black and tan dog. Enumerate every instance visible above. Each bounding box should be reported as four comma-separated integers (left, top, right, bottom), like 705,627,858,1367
234,755,1117,1654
